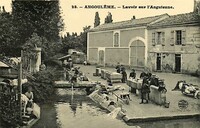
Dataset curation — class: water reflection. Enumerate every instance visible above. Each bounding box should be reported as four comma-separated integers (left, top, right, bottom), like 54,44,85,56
54,88,200,128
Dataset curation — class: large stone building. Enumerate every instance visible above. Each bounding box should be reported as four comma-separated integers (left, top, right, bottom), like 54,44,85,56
87,14,169,67
148,12,200,74
87,0,200,74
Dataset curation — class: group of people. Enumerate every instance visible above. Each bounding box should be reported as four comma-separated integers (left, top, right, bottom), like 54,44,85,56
63,61,88,84
63,58,73,70
140,71,167,104
115,63,167,104
116,63,137,83
139,71,152,104
115,63,127,83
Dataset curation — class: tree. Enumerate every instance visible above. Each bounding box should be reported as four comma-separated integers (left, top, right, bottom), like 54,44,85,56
60,26,90,54
12,0,64,57
94,12,100,27
104,12,113,23
0,7,18,56
80,26,91,53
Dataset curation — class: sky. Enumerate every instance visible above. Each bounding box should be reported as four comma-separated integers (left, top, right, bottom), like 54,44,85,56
0,0,195,34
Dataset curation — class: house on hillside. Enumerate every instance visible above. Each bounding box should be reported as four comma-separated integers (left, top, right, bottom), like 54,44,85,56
147,12,200,74
87,14,169,68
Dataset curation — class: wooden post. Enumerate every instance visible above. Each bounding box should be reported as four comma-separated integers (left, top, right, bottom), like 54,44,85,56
18,50,23,124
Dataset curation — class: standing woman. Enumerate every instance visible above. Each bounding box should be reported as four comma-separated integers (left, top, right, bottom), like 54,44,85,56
140,76,149,104
121,68,127,83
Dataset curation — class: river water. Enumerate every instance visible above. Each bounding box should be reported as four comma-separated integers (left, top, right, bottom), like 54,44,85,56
32,88,200,128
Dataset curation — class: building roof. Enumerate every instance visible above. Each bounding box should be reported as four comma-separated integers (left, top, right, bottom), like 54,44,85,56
0,61,10,68
58,55,71,60
89,13,169,32
149,12,200,28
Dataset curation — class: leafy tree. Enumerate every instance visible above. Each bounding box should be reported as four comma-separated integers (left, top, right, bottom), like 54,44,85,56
94,12,100,27
60,26,90,54
61,32,81,54
105,12,113,23
0,8,19,56
11,0,64,57
80,26,91,53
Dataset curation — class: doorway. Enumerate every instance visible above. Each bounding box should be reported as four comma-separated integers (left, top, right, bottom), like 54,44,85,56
98,50,104,65
156,53,161,71
175,54,181,72
130,40,145,67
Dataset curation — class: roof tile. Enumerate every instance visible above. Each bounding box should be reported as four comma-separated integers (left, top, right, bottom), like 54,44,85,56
89,13,169,32
149,12,200,28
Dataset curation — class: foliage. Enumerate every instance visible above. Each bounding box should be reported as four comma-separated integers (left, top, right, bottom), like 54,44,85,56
104,12,113,23
80,26,91,53
61,26,91,54
94,12,100,27
11,0,64,57
0,10,19,56
22,33,44,59
61,32,81,54
23,69,57,103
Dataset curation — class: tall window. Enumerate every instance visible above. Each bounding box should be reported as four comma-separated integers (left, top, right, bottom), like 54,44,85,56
171,30,186,46
157,32,162,45
114,33,119,47
176,30,182,45
152,31,165,46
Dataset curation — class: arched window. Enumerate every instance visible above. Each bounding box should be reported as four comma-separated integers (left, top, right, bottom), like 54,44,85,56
114,32,119,47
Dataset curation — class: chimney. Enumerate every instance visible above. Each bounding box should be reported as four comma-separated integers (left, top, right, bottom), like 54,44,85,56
2,6,6,13
132,16,136,20
194,0,200,14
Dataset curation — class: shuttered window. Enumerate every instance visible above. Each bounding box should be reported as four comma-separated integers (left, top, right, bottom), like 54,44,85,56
152,32,155,46
153,31,165,46
161,32,165,46
182,30,186,46
170,31,175,45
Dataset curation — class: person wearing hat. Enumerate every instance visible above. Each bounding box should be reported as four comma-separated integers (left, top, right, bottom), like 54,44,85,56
129,69,136,79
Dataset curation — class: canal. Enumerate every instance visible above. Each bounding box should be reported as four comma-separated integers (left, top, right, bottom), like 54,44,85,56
33,88,200,128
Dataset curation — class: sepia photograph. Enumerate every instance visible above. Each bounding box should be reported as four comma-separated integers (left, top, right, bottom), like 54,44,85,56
0,0,199,127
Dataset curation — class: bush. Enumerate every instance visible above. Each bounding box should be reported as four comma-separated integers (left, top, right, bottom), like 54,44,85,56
23,69,57,103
